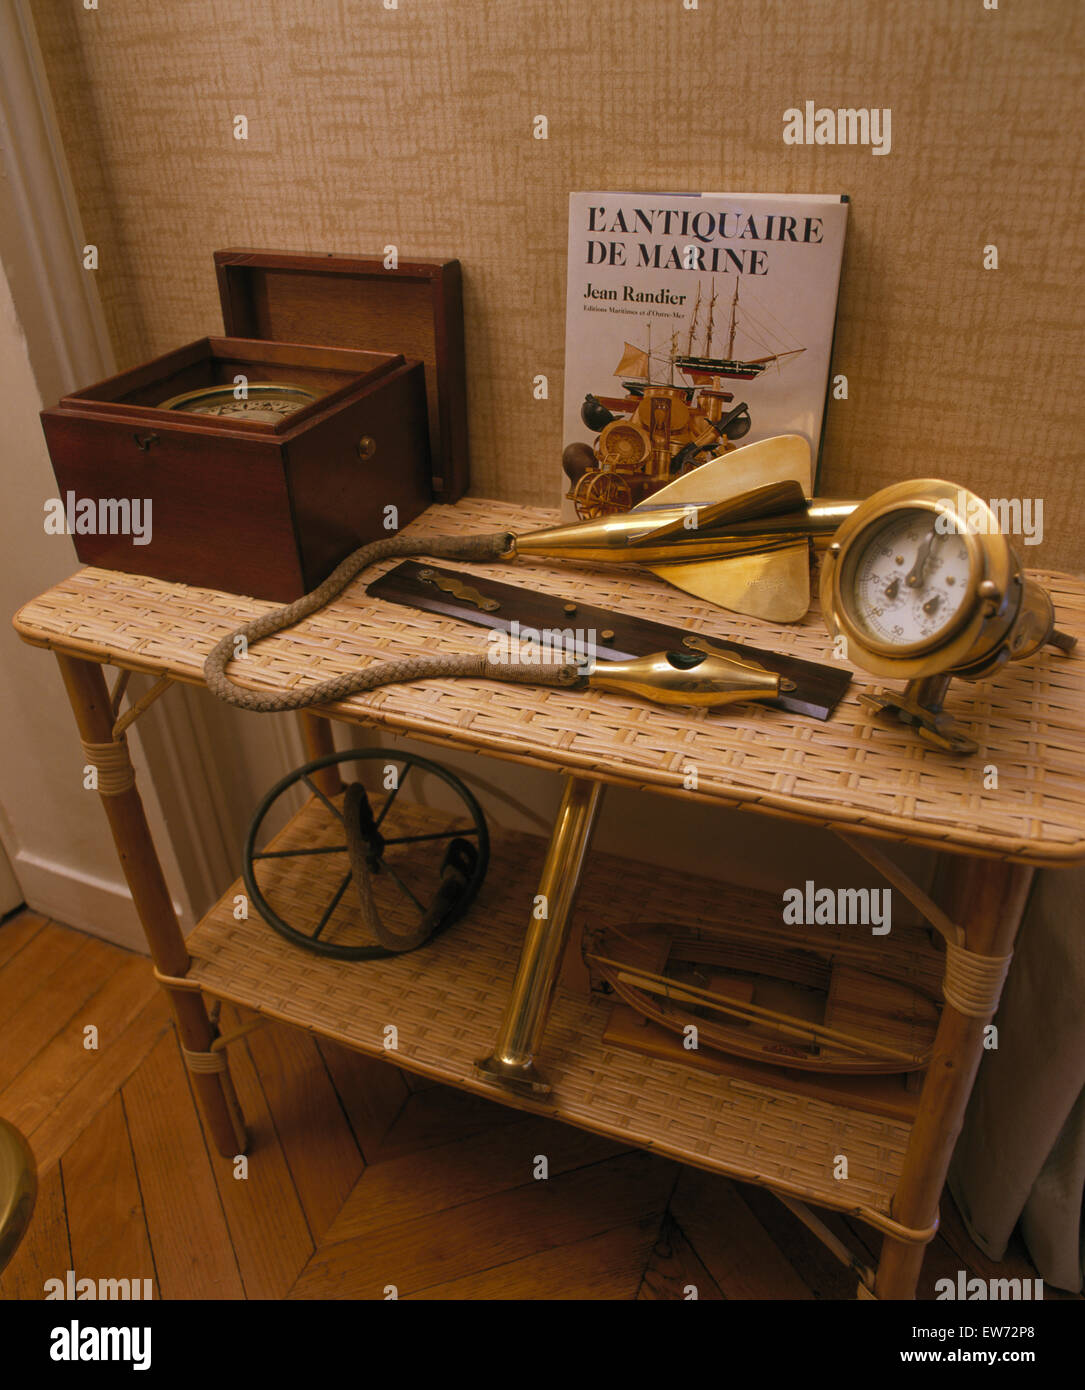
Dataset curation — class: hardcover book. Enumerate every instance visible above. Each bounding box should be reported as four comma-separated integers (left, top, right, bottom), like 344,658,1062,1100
560,190,848,518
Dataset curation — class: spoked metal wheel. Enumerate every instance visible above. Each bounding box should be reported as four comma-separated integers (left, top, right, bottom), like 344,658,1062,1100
242,748,489,960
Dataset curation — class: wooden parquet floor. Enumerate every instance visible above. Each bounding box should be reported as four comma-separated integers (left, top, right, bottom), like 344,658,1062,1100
0,911,1073,1302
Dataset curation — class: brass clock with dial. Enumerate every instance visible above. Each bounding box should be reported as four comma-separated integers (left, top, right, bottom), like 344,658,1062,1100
821,479,1075,753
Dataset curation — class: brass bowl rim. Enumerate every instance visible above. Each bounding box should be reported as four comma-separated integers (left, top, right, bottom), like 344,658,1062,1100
837,496,981,659
821,480,1013,679
157,382,319,411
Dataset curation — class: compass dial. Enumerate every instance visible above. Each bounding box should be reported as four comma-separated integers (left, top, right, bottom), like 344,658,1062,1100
158,383,317,423
849,509,972,650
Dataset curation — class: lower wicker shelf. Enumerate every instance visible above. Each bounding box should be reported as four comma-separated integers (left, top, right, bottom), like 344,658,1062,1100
182,793,942,1229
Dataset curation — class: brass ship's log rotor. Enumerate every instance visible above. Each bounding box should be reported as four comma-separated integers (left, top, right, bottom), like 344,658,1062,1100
509,434,856,623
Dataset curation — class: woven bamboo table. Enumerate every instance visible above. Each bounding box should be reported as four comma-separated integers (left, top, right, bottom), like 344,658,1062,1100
14,497,1085,1300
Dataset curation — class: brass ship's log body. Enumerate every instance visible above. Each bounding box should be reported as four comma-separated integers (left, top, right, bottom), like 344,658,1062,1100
506,435,860,622
512,498,857,567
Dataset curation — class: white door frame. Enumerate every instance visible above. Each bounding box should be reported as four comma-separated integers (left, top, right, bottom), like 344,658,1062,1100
0,0,303,938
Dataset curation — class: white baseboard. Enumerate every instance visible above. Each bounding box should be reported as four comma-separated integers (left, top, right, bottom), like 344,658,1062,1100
0,836,22,915
13,849,180,955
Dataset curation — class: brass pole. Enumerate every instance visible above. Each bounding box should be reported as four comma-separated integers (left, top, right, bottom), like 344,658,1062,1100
477,776,604,1094
0,1118,36,1273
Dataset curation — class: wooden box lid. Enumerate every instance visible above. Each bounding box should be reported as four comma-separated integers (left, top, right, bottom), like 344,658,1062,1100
214,248,468,501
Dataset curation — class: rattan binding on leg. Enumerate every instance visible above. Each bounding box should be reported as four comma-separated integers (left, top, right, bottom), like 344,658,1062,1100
180,1017,266,1075
80,674,177,796
80,737,135,796
835,830,1014,1019
942,941,1013,1019
181,1045,228,1074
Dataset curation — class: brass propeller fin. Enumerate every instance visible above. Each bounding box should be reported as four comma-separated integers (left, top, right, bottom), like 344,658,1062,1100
634,433,813,509
648,541,813,623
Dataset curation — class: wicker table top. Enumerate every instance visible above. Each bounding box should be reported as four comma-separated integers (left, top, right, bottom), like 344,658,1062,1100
14,497,1085,866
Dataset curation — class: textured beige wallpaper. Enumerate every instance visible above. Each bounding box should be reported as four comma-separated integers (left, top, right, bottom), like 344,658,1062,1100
31,0,1084,570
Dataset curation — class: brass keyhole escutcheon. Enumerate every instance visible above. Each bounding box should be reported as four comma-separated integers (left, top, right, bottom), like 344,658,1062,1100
356,436,377,460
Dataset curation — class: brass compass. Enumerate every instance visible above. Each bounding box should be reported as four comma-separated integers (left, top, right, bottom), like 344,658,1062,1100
820,479,1076,753
158,383,317,423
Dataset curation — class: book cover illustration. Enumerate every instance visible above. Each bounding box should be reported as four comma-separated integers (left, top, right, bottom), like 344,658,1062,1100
561,191,848,519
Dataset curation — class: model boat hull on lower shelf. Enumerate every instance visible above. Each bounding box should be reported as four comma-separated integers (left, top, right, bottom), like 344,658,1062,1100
586,923,941,1074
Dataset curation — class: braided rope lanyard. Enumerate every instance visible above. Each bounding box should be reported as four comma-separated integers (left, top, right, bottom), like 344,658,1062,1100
203,531,585,712
122,537,579,1081
342,780,476,953
200,533,584,959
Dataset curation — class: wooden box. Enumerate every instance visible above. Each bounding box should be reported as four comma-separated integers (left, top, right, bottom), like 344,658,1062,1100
214,249,469,501
40,250,469,601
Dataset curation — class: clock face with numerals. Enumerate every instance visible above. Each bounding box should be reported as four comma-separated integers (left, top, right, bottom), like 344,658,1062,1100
158,383,317,423
849,508,973,650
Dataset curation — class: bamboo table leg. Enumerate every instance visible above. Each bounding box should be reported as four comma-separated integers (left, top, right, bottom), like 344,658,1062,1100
873,856,1035,1299
477,776,604,1094
297,710,343,797
55,654,246,1157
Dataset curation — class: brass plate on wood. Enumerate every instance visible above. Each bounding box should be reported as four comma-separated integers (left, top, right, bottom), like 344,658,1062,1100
367,559,851,719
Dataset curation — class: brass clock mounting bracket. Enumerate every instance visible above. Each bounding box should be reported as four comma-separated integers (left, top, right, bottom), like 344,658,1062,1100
859,675,980,755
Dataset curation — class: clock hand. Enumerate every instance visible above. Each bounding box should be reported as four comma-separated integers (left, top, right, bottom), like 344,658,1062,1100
906,529,940,588
884,576,900,600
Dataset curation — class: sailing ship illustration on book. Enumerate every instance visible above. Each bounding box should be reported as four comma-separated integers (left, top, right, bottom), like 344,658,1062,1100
563,277,806,520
